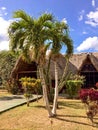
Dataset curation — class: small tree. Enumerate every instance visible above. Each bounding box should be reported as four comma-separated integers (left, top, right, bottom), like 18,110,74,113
66,74,85,98
20,77,41,106
79,88,98,123
0,50,17,87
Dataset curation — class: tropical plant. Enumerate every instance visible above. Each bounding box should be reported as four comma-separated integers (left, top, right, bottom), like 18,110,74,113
8,10,73,117
20,77,41,106
68,74,85,81
79,88,98,123
66,74,85,98
48,21,73,115
8,10,54,117
66,80,84,98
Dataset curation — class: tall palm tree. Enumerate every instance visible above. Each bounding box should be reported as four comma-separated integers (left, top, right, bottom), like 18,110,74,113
8,10,73,117
49,21,73,115
8,10,55,117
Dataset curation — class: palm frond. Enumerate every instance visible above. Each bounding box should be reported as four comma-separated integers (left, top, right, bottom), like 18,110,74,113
38,13,54,24
9,30,25,50
62,35,73,56
13,10,33,23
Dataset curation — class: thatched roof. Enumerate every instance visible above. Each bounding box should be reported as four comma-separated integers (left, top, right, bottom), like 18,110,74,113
11,52,98,80
45,54,67,79
69,53,87,71
68,52,98,73
89,52,98,71
10,56,37,79
11,54,67,80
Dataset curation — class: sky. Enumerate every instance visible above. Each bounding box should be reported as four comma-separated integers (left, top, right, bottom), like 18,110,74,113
0,0,98,53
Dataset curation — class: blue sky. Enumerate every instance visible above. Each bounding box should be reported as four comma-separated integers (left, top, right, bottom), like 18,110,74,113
0,0,98,53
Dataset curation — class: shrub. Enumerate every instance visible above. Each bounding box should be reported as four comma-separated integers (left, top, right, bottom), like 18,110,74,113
66,74,85,99
66,80,83,98
19,77,41,106
79,89,89,104
20,77,41,94
79,88,98,123
79,88,98,102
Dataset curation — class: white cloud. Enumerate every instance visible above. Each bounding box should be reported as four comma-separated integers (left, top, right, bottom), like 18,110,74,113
61,18,67,24
82,31,88,34
0,17,12,50
0,6,8,16
92,0,95,7
77,36,98,52
1,7,6,10
0,6,13,50
85,9,98,27
78,10,85,21
0,40,9,50
0,17,10,36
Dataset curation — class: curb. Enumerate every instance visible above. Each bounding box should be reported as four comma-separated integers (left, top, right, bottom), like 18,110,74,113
0,95,42,114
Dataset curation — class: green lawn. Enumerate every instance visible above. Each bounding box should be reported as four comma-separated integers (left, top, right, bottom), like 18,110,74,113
0,96,98,130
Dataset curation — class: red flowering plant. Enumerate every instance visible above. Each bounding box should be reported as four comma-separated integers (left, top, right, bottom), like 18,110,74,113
79,89,89,104
89,89,98,101
79,88,98,123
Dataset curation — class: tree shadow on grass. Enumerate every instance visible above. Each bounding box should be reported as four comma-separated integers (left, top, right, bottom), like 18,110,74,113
58,114,88,119
56,114,98,128
29,104,46,109
58,100,84,109
58,114,98,120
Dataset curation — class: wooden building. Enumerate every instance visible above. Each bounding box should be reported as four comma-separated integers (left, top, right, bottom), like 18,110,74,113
69,52,98,88
10,54,66,81
11,52,98,89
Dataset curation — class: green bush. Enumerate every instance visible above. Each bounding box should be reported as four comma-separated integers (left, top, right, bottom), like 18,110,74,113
66,80,83,99
66,74,85,99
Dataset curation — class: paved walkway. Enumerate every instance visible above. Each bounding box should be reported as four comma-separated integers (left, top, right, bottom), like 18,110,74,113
0,95,42,113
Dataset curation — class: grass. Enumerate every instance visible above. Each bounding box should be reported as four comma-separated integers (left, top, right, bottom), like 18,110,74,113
0,95,98,130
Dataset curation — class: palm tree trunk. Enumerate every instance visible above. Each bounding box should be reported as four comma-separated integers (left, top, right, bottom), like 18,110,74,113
58,58,70,92
46,56,54,103
39,66,53,117
52,61,58,115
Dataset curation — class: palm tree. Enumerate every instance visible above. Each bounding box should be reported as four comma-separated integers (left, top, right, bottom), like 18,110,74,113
8,10,73,117
8,10,55,117
49,21,73,115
